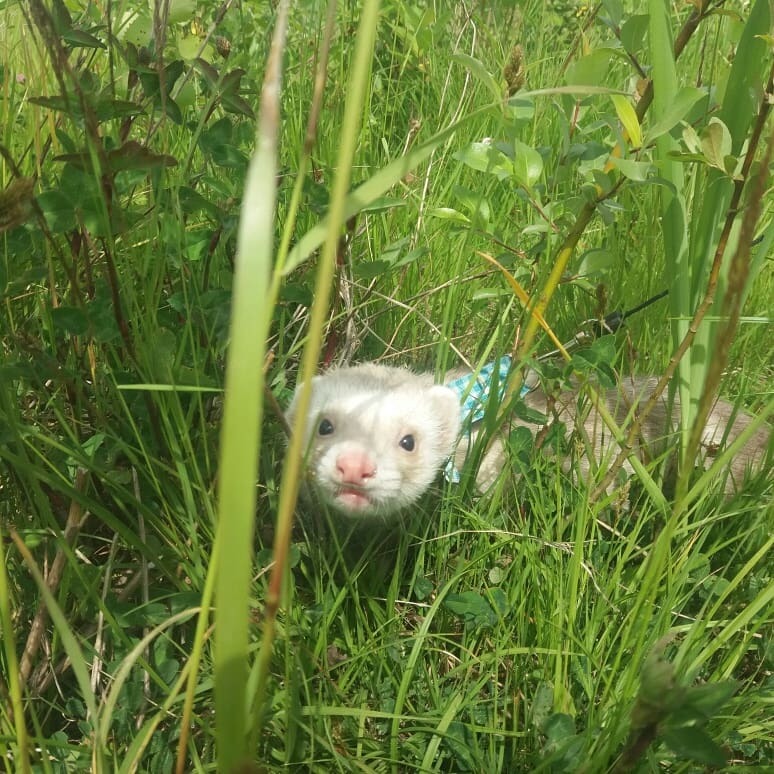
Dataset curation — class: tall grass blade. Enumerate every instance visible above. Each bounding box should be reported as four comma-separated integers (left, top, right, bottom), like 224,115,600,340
648,0,691,445
250,0,382,749
213,1,290,770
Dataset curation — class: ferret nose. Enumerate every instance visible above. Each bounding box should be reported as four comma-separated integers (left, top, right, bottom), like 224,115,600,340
336,451,376,483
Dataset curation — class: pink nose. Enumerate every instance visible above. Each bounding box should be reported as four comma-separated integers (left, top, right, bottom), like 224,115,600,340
336,451,376,484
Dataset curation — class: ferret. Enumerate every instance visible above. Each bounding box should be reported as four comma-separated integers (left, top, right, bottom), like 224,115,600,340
285,364,771,518
286,365,460,518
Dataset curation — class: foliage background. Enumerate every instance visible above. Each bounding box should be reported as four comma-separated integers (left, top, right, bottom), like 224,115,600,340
0,0,772,771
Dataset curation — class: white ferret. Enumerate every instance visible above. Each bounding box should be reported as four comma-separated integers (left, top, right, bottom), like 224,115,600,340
285,363,770,518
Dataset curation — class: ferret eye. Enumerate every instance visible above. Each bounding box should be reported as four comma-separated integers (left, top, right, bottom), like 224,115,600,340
399,434,415,452
318,418,334,436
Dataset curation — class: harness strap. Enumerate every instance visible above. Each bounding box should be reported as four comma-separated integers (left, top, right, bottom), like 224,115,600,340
443,356,532,483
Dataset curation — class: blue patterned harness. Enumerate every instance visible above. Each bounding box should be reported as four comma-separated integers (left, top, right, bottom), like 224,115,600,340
443,356,532,483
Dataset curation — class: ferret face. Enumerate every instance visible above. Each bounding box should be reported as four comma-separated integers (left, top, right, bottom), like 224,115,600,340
286,365,461,518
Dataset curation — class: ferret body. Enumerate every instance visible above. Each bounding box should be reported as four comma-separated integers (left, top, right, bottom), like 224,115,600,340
286,364,771,517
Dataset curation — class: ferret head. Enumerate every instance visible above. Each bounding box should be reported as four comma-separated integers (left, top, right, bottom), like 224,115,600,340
285,365,461,518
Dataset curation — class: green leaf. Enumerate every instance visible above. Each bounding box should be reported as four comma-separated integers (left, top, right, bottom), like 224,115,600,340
662,726,727,766
620,14,649,54
609,156,652,181
454,142,514,181
681,680,739,719
542,712,576,742
444,591,498,627
611,94,643,147
428,207,470,223
51,306,89,335
488,587,509,616
117,11,152,45
643,86,705,144
168,0,197,24
221,93,256,119
413,576,433,601
717,0,771,154
352,260,391,279
36,190,78,233
452,53,502,101
62,28,106,49
359,196,407,213
512,139,543,188
178,33,204,61
393,245,428,268
472,287,511,301
577,248,615,276
530,682,555,728
700,118,733,172
565,49,615,86
453,184,491,222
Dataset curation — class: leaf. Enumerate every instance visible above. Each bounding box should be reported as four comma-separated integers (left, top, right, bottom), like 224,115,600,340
413,576,433,601
359,196,407,213
168,0,197,24
51,306,89,335
178,33,205,61
393,245,428,268
352,260,391,279
700,118,733,172
36,190,78,233
609,156,652,181
512,139,543,188
681,123,702,154
428,207,470,223
444,591,498,627
49,0,73,33
117,11,152,46
611,94,643,148
643,86,706,143
600,0,624,27
661,726,727,766
31,94,145,123
62,28,106,49
577,248,614,276
221,93,255,119
565,49,615,86
717,0,771,154
620,13,650,54
27,95,73,114
177,186,223,218
193,58,220,89
452,52,502,101
472,287,511,301
452,184,489,213
542,712,576,742
488,587,509,616
454,142,514,181
681,680,739,719
530,682,555,728
505,96,535,123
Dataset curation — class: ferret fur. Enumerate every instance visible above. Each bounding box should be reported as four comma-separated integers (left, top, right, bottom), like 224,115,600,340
286,364,460,518
286,364,770,517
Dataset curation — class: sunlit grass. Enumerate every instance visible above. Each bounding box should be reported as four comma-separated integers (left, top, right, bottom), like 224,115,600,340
0,0,771,771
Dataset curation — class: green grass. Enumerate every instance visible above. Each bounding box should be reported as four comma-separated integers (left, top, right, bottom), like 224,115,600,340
0,0,772,771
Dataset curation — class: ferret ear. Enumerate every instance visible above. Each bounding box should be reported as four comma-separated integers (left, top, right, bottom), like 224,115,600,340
427,385,462,454
284,375,321,434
